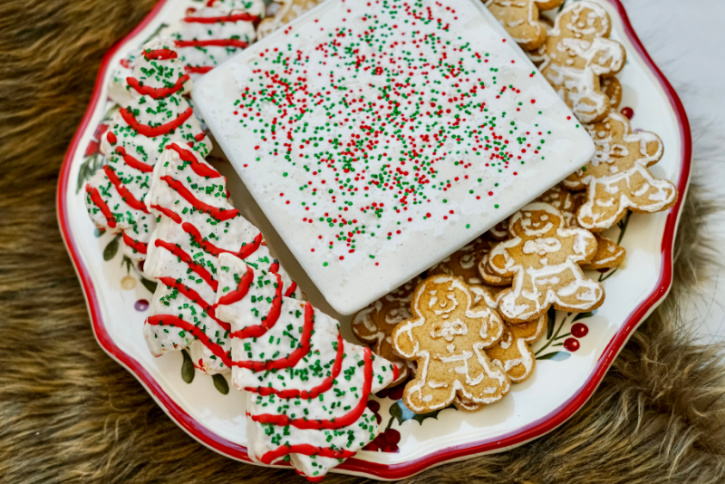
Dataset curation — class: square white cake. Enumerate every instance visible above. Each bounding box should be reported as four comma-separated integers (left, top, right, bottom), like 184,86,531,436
193,0,595,314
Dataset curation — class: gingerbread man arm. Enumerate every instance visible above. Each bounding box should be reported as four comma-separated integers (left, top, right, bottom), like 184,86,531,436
633,129,665,168
467,306,504,348
392,318,422,359
487,239,520,278
590,37,626,77
558,226,598,264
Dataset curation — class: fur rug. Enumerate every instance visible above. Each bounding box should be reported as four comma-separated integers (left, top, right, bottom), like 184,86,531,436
1,0,725,482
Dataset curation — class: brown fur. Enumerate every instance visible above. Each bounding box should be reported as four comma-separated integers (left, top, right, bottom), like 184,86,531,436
1,0,725,482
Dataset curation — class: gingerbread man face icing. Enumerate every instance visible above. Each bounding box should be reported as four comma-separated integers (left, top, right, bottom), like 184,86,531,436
486,202,605,323
352,278,421,386
392,276,509,413
564,112,678,231
485,0,565,51
539,2,626,123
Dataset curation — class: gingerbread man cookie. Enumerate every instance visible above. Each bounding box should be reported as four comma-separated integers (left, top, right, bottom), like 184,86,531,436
352,277,421,386
485,0,565,51
564,112,678,231
539,186,626,270
392,275,509,413
486,202,605,324
538,2,626,123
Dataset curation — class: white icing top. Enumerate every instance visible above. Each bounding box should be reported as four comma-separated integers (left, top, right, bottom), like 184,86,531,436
194,0,594,314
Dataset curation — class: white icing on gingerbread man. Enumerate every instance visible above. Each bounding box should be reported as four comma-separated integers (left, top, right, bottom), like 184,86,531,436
487,203,605,323
538,2,626,123
564,112,677,230
392,276,509,413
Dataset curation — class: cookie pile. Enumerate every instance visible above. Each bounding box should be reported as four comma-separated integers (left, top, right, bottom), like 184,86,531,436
86,37,398,479
353,0,678,414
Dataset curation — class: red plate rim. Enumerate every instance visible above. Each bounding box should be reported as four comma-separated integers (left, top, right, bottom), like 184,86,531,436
56,0,692,479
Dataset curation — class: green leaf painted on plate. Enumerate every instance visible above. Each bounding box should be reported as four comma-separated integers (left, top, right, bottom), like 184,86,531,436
573,310,596,322
390,399,446,425
538,351,571,362
141,22,170,45
213,374,230,395
181,349,195,384
140,277,157,294
103,235,120,261
546,306,557,339
76,154,105,193
121,255,133,273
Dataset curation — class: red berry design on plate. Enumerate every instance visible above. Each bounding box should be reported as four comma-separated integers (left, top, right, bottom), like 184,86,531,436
388,383,405,401
376,381,406,400
367,400,382,424
134,299,149,312
363,428,400,453
564,337,580,352
571,322,589,338
621,106,634,119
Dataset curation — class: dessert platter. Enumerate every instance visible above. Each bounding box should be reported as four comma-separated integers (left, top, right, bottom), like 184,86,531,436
57,0,691,480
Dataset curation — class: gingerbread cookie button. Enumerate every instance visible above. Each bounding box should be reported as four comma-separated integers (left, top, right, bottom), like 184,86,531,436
486,202,605,324
392,276,510,414
564,112,678,231
538,1,626,123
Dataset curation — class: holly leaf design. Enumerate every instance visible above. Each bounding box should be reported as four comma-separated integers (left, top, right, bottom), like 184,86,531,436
141,22,170,46
103,235,120,261
121,255,133,274
212,374,230,395
76,154,105,193
389,399,446,425
140,277,157,294
537,351,571,362
546,306,557,339
573,310,596,322
181,349,195,383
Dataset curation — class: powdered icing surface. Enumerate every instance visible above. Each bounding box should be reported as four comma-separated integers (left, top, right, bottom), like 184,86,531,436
194,0,594,314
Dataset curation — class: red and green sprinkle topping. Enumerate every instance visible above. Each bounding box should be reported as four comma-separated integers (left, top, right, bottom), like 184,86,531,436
234,0,552,266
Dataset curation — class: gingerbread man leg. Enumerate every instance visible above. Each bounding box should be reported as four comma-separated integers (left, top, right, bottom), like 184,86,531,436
535,262,604,312
404,357,456,412
456,349,509,405
498,271,548,322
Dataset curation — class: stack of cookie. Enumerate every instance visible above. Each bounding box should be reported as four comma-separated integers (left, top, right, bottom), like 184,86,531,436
352,1,678,415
